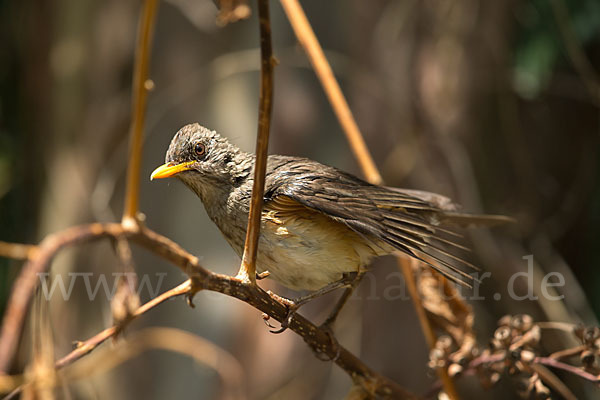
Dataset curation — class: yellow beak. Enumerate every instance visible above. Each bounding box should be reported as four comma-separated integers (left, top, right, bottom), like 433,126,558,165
150,161,195,180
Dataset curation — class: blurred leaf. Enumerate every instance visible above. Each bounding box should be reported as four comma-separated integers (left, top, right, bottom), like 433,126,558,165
512,0,600,99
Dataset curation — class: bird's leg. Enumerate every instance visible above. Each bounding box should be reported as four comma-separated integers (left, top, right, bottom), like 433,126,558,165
267,272,358,334
321,271,365,328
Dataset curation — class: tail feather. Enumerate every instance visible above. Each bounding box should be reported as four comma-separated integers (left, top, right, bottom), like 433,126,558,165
436,212,516,227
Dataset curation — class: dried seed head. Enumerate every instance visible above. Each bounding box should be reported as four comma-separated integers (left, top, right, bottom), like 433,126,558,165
429,348,446,368
498,315,512,327
448,363,463,378
489,372,501,385
436,335,453,352
494,326,512,346
512,314,533,332
520,350,536,363
583,327,600,345
581,350,596,368
534,379,551,399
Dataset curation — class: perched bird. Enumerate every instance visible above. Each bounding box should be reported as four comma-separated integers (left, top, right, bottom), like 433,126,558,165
151,123,508,325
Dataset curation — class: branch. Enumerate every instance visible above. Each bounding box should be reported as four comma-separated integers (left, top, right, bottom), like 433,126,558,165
122,0,159,222
534,357,600,384
0,242,37,260
236,0,275,283
530,364,578,400
61,327,246,400
0,223,417,399
0,223,129,373
279,0,382,185
1,282,192,399
398,258,459,400
56,280,192,369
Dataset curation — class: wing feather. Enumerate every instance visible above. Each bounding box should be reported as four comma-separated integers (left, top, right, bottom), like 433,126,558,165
262,156,497,286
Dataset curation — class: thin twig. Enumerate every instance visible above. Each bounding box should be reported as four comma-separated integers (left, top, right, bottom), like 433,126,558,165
0,223,417,399
398,258,436,348
61,327,246,400
122,0,159,222
56,280,192,369
0,223,132,373
549,345,586,360
0,242,37,260
537,321,576,332
236,0,274,284
398,258,459,400
2,281,191,399
530,364,578,400
534,356,600,384
279,0,382,185
6,323,246,400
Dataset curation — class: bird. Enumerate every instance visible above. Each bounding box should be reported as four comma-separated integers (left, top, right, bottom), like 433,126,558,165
151,123,509,328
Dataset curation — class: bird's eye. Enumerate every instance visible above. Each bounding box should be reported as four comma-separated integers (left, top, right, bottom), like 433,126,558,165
194,142,206,158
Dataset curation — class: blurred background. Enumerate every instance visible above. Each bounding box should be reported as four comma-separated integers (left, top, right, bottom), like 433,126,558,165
1,0,599,398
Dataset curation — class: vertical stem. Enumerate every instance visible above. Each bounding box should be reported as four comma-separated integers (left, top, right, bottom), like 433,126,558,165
237,0,274,283
122,0,159,223
279,0,382,185
398,258,459,400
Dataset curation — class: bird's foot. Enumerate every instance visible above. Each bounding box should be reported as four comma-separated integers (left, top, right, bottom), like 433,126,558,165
312,322,341,362
266,291,302,334
264,273,361,334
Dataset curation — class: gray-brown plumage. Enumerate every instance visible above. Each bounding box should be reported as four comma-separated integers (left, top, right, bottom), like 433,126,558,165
151,123,508,292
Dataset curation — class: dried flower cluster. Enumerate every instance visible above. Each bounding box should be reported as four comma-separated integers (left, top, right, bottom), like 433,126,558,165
429,314,600,399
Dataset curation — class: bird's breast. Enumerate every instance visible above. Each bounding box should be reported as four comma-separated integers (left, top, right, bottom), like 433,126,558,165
203,192,388,291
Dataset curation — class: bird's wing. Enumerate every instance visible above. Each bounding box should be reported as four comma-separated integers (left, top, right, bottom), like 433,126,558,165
263,157,483,286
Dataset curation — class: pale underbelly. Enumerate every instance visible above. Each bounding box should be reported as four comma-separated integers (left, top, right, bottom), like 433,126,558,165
216,203,388,291
255,237,361,291
254,217,382,291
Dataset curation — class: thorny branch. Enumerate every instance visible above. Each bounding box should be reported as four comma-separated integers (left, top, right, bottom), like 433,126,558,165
0,223,417,399
237,0,274,284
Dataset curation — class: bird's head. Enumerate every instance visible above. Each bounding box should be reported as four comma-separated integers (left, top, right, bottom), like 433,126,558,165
150,123,251,192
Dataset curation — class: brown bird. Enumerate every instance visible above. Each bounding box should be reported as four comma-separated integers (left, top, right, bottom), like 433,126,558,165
151,123,508,328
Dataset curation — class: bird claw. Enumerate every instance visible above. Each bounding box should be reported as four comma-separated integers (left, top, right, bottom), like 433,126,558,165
264,291,300,334
269,302,298,334
186,292,196,308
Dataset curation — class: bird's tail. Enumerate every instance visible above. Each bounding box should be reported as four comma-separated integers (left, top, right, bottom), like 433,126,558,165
436,212,516,227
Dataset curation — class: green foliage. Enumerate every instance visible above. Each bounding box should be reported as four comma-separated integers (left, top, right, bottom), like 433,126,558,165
513,0,600,98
